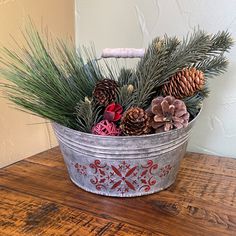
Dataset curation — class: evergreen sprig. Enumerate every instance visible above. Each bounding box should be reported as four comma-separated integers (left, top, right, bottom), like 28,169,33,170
195,55,228,78
123,29,233,114
131,36,180,108
117,68,134,87
76,99,103,133
0,22,103,130
183,87,210,117
116,85,134,111
0,24,233,132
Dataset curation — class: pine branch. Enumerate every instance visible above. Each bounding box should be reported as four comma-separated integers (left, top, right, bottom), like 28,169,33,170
102,58,122,81
75,99,103,133
136,36,180,86
130,30,213,109
81,45,104,83
116,85,134,111
193,30,233,78
208,30,234,54
0,21,104,130
129,29,233,111
159,30,211,86
117,68,134,87
183,87,210,117
131,36,180,108
55,42,103,98
183,31,233,115
0,23,233,130
195,55,228,78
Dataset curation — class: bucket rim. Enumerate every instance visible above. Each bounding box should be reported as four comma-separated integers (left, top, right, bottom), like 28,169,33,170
53,107,202,140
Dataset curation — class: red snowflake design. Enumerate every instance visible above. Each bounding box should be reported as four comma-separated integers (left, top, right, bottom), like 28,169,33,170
89,160,162,194
110,164,137,192
73,160,173,195
74,163,87,176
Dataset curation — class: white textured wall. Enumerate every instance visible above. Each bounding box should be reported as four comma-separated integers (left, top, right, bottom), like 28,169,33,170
76,0,236,158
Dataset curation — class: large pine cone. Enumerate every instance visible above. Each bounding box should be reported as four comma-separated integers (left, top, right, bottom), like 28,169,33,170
147,96,190,132
93,79,118,105
162,67,205,99
120,107,150,136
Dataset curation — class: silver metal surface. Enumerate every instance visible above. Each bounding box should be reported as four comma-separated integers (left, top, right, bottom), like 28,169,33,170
53,114,199,197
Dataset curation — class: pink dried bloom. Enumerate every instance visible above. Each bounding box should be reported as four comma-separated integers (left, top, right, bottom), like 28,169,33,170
92,120,121,136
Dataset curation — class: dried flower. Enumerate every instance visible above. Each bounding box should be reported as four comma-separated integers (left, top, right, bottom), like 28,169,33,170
104,103,123,122
92,120,121,136
127,84,134,94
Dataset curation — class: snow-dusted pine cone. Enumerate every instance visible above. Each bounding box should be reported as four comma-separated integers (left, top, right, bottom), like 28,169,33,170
147,96,190,132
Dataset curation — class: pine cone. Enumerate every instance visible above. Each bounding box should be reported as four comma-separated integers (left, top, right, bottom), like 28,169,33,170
93,79,118,105
162,67,205,99
120,107,150,136
147,96,190,132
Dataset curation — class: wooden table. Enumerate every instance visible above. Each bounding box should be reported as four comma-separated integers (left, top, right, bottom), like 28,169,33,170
1,147,236,236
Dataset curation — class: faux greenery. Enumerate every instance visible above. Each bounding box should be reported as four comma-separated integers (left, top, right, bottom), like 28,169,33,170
0,23,104,129
76,98,103,133
128,30,233,115
0,23,233,132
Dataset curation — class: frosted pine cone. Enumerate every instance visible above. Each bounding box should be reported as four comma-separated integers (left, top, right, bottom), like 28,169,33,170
147,96,190,132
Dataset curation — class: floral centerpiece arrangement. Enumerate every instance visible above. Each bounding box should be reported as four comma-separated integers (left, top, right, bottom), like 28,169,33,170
0,26,233,136
0,24,233,197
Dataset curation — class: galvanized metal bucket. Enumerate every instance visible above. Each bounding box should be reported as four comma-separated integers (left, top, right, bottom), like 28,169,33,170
53,112,200,197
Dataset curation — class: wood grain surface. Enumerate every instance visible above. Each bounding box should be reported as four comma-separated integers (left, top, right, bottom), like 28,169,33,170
0,147,236,236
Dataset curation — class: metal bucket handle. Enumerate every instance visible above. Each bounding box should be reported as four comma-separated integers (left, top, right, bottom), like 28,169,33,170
101,48,145,59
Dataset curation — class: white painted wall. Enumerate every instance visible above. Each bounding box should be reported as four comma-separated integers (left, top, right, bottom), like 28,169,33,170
76,0,236,158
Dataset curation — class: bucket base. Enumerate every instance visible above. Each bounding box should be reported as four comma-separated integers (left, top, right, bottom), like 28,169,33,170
70,176,176,197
